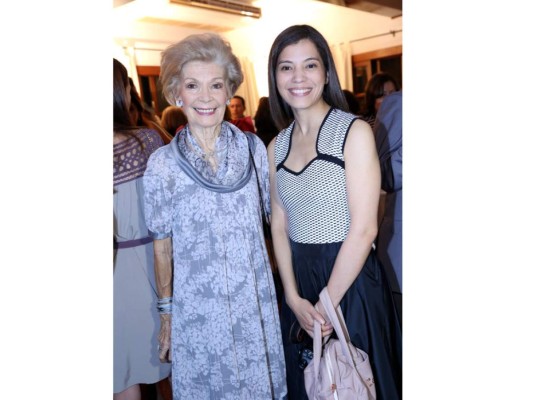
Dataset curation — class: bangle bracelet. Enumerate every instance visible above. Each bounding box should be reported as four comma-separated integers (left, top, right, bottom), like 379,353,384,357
157,297,172,314
157,297,172,304
157,304,172,314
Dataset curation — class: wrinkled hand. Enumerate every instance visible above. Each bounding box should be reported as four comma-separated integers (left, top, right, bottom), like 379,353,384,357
291,297,333,339
158,314,171,363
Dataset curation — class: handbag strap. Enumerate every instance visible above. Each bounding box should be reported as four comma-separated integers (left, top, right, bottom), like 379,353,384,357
312,287,359,378
245,132,270,225
312,317,324,379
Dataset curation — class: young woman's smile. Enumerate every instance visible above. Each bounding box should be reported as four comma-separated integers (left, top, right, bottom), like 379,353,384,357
275,39,327,109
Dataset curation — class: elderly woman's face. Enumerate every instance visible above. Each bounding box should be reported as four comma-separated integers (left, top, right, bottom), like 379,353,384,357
177,61,228,131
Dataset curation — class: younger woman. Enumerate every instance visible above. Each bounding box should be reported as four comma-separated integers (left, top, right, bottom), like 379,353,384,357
267,25,402,399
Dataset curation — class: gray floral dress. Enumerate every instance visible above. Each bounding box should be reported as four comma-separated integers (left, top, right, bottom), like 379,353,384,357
143,122,287,399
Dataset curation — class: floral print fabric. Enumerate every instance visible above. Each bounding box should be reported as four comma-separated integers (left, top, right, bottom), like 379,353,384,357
143,122,287,399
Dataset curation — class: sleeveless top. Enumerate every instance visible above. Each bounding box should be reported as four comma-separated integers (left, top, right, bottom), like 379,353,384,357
274,108,357,244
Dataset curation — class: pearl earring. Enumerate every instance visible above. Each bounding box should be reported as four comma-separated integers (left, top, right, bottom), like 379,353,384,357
177,99,183,107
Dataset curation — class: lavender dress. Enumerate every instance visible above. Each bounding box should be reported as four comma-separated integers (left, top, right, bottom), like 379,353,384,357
143,122,287,399
113,128,171,393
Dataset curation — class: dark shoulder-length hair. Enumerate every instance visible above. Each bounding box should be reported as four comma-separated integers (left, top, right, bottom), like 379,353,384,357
113,58,135,131
128,77,174,144
267,24,349,130
113,59,147,150
364,72,399,117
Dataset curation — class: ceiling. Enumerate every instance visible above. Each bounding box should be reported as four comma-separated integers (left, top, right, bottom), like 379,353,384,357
113,0,402,35
113,0,263,35
317,0,401,18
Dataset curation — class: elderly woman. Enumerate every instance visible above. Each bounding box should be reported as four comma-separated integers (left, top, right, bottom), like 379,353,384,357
143,33,287,399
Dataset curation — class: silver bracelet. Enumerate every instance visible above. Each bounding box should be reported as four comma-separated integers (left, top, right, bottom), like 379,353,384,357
157,297,172,314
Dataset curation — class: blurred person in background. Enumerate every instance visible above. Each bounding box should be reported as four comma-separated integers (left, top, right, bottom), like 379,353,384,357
374,90,403,321
129,78,174,144
342,88,361,115
229,94,256,132
160,105,188,137
361,72,399,128
113,58,171,400
254,96,278,147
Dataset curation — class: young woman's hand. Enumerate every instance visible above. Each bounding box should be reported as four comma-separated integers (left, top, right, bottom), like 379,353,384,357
313,300,334,338
290,297,332,338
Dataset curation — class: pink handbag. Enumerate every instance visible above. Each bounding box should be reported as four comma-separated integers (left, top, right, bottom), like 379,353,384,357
304,288,377,400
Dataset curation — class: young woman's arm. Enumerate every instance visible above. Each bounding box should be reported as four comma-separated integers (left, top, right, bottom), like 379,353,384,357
319,118,381,310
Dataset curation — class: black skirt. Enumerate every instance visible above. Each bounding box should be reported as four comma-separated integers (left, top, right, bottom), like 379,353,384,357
280,241,402,399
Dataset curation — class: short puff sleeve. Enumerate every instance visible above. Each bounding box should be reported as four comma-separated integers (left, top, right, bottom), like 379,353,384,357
143,147,174,239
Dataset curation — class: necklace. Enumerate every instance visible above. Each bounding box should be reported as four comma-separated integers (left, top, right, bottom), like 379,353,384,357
185,127,228,169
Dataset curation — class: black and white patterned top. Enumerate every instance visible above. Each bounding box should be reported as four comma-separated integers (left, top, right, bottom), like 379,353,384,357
275,108,357,244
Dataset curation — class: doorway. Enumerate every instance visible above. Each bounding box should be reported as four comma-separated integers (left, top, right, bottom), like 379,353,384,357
136,66,170,117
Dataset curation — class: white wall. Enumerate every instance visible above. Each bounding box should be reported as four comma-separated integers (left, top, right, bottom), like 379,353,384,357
112,0,402,100
224,0,402,97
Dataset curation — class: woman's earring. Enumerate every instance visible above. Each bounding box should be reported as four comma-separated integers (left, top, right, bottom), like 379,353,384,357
226,99,230,106
177,99,183,107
